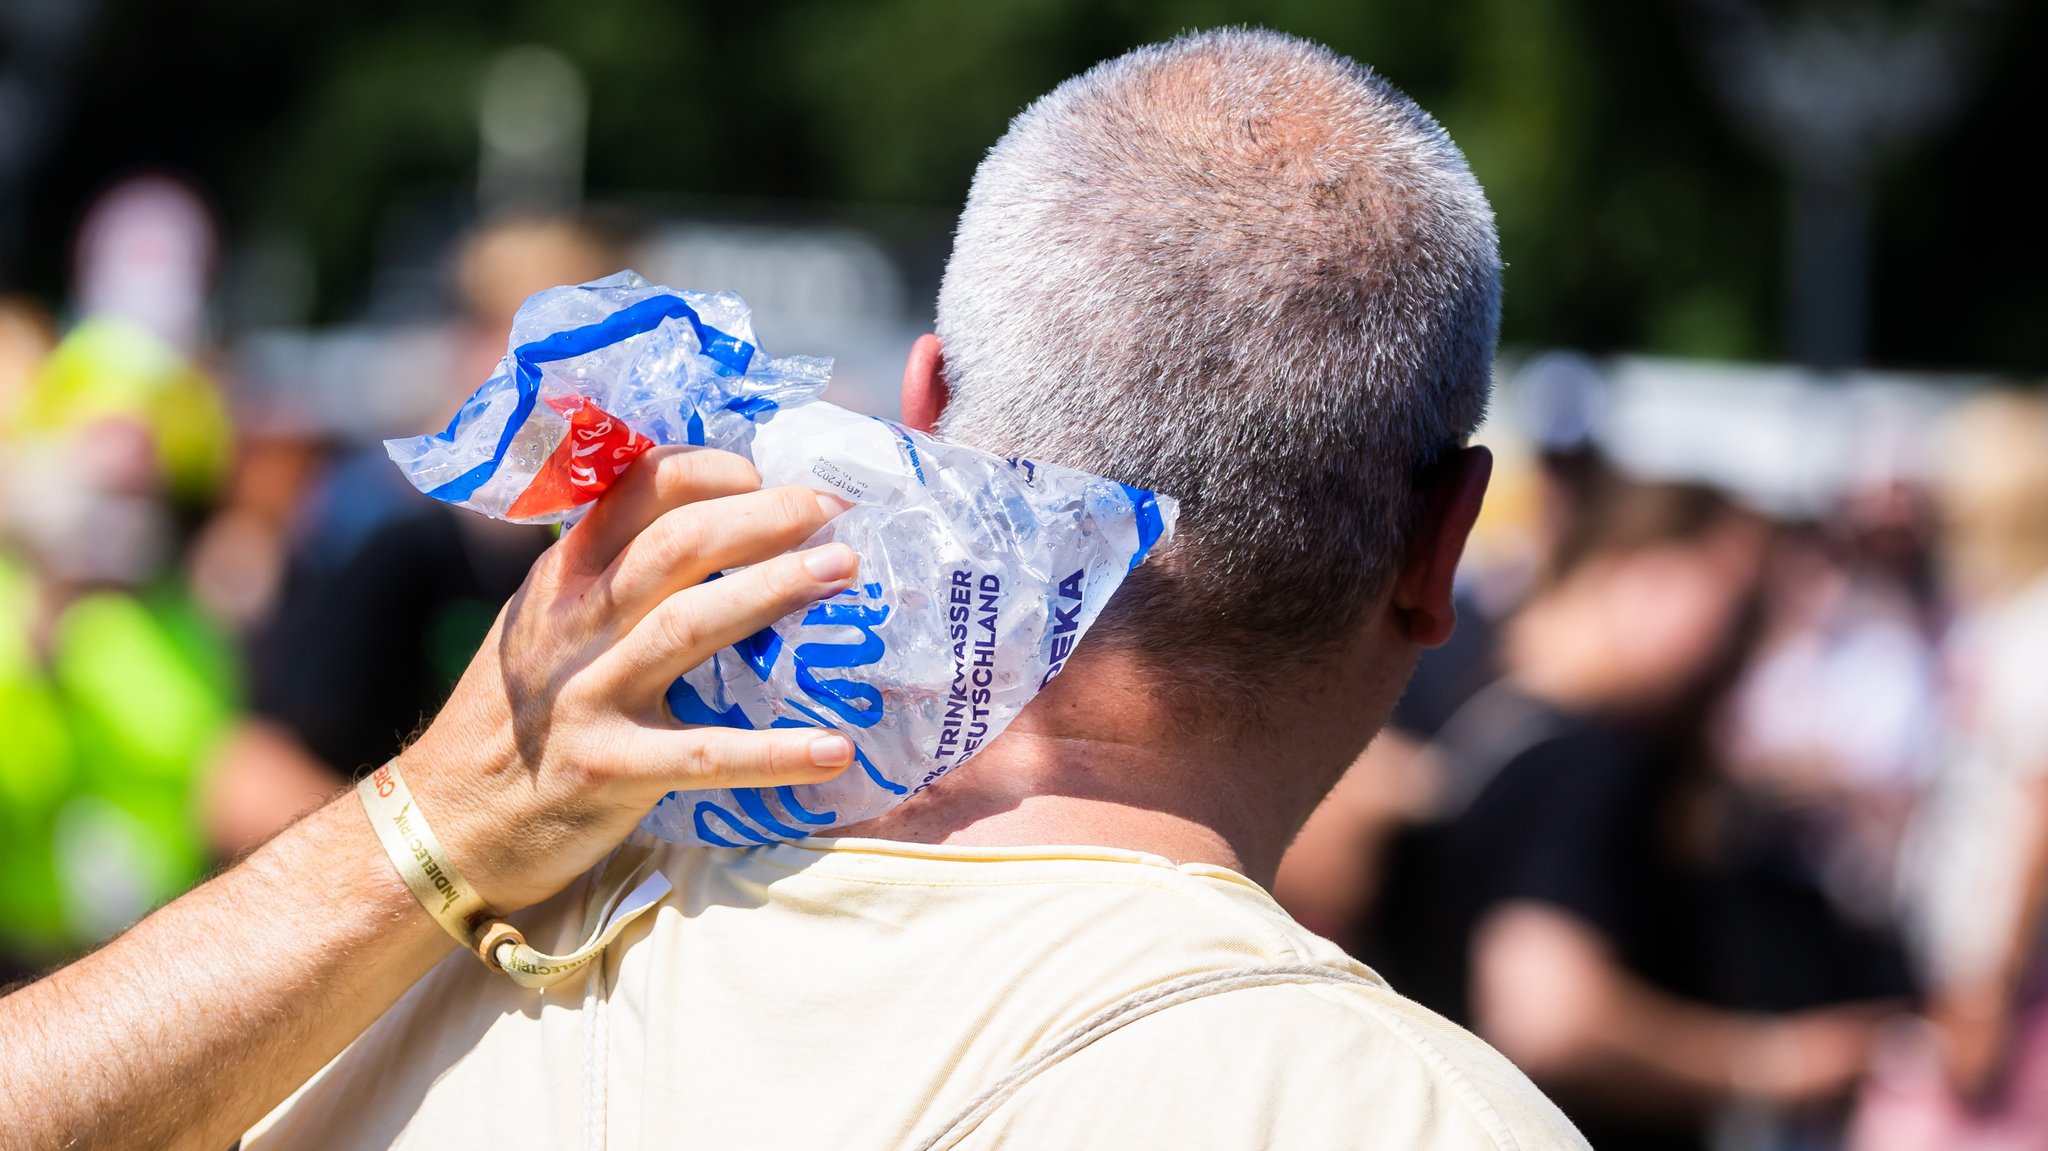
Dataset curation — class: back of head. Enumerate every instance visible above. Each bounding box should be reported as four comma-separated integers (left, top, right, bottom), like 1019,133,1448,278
1540,480,1745,591
1510,479,1768,721
935,29,1500,688
458,213,629,333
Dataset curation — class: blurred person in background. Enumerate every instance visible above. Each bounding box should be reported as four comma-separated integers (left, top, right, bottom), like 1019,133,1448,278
181,424,329,637
0,177,238,984
1856,392,2048,1149
1291,481,1900,1151
0,280,237,990
204,212,622,855
1723,486,1942,938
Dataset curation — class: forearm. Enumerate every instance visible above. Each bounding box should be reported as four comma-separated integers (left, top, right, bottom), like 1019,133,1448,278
202,718,348,858
1931,774,2048,1093
1589,977,1887,1111
0,451,860,1148
1987,775,2048,1006
0,788,450,1151
1477,915,1740,1111
1475,903,1876,1112
1589,979,1760,1104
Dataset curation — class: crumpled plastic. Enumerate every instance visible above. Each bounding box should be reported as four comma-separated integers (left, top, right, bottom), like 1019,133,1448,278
387,272,1176,846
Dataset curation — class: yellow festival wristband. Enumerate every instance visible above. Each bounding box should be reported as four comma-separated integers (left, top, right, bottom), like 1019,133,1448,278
358,761,670,990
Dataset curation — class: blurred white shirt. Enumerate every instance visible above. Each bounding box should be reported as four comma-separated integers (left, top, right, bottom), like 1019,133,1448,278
1909,572,2048,987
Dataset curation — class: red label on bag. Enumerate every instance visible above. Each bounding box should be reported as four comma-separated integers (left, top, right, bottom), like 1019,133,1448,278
507,395,653,519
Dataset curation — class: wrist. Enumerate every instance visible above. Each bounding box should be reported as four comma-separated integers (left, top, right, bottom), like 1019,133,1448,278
390,723,653,915
358,761,496,945
1729,1017,1792,1102
243,789,453,966
355,757,672,990
386,734,530,911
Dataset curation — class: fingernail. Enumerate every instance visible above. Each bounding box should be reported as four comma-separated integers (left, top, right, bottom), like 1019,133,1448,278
809,734,854,768
802,543,857,582
815,492,853,518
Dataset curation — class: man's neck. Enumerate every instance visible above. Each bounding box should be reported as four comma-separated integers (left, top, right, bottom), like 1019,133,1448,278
824,655,1366,887
829,732,1270,878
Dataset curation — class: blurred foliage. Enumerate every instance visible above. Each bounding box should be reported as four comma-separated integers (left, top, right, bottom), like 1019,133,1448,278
15,0,2046,370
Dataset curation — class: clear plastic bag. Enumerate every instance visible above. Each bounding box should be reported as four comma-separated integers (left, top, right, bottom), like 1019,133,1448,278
387,273,1175,845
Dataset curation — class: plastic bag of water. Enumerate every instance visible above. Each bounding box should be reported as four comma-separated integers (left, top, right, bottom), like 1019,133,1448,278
387,272,1175,846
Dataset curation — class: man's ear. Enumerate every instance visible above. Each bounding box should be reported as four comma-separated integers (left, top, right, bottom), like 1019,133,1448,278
1390,446,1493,647
901,334,949,433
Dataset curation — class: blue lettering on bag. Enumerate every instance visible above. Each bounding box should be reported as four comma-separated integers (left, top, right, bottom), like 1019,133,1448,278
693,800,776,847
792,584,890,729
775,785,838,825
734,787,813,839
884,420,928,486
667,677,752,729
660,574,909,843
734,626,783,681
1040,568,1087,687
783,698,907,796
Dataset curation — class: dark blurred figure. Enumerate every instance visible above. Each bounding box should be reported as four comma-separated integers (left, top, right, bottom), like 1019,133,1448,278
204,213,621,854
1328,483,1905,1151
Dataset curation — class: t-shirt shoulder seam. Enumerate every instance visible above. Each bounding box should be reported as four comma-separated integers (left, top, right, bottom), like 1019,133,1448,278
727,851,1336,968
983,979,1542,1151
1288,982,1532,1151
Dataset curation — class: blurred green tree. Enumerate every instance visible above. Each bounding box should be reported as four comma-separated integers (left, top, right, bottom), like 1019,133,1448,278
12,0,2042,370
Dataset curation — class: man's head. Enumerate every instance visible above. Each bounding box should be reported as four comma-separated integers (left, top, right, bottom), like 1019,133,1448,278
906,29,1498,723
1507,482,1769,723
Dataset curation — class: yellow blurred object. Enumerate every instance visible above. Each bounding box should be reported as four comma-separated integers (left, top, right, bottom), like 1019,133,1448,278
1468,432,1542,558
10,316,233,501
0,298,58,433
457,215,624,333
1936,391,2048,602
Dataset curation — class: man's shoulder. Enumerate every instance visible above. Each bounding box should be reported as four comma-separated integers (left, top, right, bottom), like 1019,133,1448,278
955,973,1589,1151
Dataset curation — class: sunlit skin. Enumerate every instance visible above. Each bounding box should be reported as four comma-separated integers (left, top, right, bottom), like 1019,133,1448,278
1505,524,1765,722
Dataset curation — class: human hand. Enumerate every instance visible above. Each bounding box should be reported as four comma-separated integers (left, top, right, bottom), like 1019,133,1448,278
1737,1004,1892,1106
1932,986,2014,1102
393,445,856,912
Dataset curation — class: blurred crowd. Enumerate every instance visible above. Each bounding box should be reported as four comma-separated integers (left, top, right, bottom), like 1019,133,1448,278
5,175,2048,1151
0,178,609,982
1276,374,2048,1149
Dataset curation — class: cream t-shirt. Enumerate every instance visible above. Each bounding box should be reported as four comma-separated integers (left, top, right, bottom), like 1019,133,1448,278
245,836,1587,1150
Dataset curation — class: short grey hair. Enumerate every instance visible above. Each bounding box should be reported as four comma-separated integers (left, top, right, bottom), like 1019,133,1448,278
935,28,1500,674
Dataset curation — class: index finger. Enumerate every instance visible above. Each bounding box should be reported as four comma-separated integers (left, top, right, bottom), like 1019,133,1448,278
560,446,762,576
